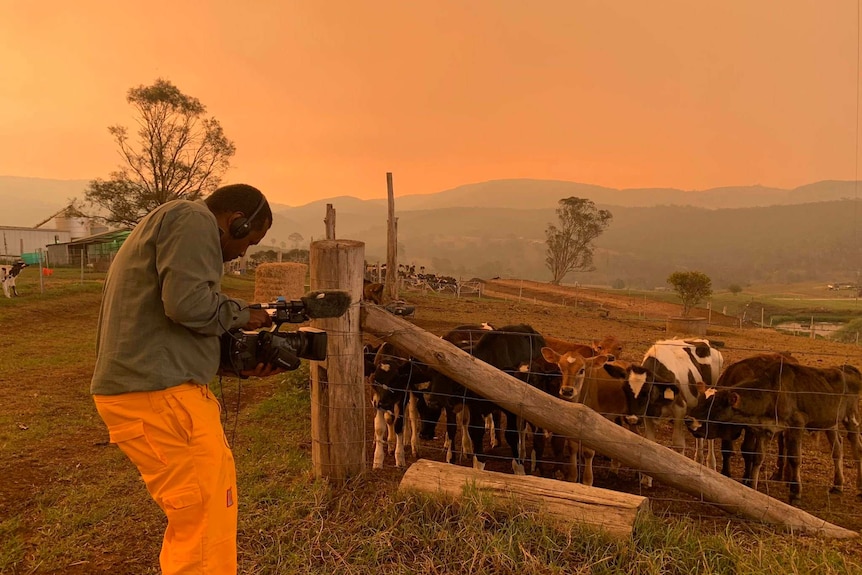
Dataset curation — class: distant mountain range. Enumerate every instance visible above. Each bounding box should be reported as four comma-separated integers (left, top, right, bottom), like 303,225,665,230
4,176,862,286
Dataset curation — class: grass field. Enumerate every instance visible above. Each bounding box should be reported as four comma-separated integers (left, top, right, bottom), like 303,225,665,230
593,282,862,323
2,267,862,574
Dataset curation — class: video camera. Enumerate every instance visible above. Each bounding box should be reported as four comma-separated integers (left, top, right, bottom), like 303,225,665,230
220,289,351,375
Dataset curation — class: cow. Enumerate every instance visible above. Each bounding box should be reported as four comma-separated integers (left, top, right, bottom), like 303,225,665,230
536,350,607,484
363,280,385,305
685,359,862,504
685,352,799,478
436,323,503,457
437,323,509,449
363,342,383,379
440,323,496,350
1,260,27,298
370,323,495,468
425,324,546,474
539,348,676,485
368,342,438,468
511,356,563,477
637,338,724,480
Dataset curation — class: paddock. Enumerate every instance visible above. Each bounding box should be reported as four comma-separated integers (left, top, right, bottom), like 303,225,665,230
305,240,862,539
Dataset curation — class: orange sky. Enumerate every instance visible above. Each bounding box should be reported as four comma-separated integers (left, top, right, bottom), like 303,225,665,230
1,1,860,206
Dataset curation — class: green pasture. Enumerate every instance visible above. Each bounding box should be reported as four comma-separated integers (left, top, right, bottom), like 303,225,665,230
1,268,861,573
600,282,862,325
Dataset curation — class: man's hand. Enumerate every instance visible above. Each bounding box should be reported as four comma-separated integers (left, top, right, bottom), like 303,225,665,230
217,362,286,379
240,362,286,379
244,309,273,330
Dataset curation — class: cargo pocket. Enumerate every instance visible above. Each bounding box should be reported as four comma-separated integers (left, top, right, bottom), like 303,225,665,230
162,485,204,564
108,420,166,475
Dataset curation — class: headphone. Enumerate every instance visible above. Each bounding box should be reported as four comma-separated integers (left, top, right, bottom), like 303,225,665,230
228,192,267,239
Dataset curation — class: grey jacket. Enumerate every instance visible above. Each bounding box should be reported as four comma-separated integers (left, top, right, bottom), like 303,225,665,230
91,200,250,395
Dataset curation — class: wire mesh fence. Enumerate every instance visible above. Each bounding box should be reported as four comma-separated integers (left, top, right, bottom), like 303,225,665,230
322,298,862,534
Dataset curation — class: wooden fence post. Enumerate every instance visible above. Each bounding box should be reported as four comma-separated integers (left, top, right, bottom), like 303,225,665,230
309,239,365,482
385,172,398,302
324,204,336,240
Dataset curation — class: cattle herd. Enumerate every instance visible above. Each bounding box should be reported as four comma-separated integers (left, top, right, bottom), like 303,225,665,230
365,322,862,506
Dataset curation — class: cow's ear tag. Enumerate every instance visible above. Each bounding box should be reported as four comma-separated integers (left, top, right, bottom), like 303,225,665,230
705,388,717,398
663,388,675,400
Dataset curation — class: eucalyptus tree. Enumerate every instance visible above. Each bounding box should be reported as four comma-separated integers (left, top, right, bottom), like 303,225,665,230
85,78,235,227
545,197,612,285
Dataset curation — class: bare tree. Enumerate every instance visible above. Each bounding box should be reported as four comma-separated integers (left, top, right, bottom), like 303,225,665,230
545,197,612,285
84,78,235,227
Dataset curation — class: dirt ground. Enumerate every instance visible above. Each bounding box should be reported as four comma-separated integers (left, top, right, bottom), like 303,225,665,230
7,277,862,573
374,281,862,538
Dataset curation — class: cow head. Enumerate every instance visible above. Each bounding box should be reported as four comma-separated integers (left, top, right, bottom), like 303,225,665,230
363,281,385,305
541,347,589,401
622,363,680,420
592,335,623,361
363,343,383,379
684,381,741,439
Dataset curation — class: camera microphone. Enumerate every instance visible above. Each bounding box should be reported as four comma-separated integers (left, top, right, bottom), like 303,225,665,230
300,289,352,318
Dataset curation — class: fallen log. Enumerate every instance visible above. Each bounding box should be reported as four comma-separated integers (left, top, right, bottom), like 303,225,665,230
399,459,649,538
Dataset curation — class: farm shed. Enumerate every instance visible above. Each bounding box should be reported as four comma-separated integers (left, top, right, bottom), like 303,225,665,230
0,226,71,264
1,203,113,266
46,229,131,268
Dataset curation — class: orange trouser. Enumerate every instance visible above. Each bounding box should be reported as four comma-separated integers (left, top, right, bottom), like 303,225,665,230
94,383,237,575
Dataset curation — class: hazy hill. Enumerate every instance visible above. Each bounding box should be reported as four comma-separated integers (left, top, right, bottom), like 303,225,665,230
0,176,90,226
268,179,862,235
4,176,862,287
267,198,862,288
5,175,861,225
388,179,862,211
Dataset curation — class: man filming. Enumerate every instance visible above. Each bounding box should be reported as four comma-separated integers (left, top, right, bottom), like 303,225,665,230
91,183,281,575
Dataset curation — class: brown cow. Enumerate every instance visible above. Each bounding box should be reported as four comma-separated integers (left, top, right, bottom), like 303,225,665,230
539,348,665,485
685,352,798,478
363,280,385,304
685,359,862,503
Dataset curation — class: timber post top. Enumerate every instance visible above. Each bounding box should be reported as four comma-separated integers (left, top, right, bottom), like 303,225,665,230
310,239,364,248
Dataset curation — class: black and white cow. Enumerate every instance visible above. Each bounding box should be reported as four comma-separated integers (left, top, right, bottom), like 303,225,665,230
635,338,724,485
368,342,438,469
1,260,27,298
365,323,495,469
425,324,546,474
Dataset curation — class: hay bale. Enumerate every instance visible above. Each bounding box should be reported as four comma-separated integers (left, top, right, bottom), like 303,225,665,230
254,263,308,303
